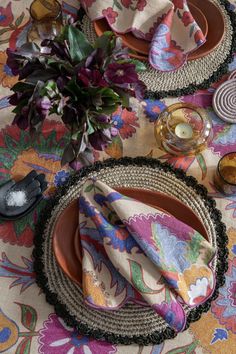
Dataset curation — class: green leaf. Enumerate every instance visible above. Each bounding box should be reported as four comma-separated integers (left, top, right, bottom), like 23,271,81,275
61,142,76,166
0,28,11,36
17,303,37,331
129,259,159,293
177,9,182,19
118,59,146,72
15,337,32,354
27,69,57,83
196,153,207,180
166,341,199,354
12,82,35,93
87,119,95,135
84,183,94,193
67,25,93,62
94,31,113,52
15,12,25,27
114,0,123,10
189,24,195,38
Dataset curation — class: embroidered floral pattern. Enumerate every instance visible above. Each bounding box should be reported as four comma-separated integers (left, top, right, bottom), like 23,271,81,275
79,179,216,332
102,7,118,25
86,0,206,72
38,314,117,354
211,258,236,333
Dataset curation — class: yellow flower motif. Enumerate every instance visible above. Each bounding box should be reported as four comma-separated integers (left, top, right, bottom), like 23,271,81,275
0,308,18,352
0,51,18,88
177,265,214,306
83,272,107,307
10,148,62,195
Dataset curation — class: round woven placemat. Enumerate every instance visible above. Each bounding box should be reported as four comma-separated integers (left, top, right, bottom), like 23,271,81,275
78,0,236,99
33,157,228,345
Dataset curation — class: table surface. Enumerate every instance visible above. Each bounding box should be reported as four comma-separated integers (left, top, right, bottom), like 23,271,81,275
0,1,236,353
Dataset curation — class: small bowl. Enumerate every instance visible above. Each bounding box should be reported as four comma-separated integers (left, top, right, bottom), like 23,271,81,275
154,103,213,156
214,152,236,195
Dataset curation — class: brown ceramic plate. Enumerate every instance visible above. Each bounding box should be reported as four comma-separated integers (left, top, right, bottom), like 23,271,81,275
94,0,224,62
53,188,208,285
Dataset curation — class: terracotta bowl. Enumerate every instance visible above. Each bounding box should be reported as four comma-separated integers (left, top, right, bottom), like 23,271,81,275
53,187,208,285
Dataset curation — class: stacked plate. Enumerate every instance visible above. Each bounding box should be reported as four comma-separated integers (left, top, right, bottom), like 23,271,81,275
33,158,227,344
93,0,225,63
78,0,234,97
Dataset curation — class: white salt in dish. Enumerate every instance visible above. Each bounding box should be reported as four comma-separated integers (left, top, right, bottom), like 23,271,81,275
6,190,27,207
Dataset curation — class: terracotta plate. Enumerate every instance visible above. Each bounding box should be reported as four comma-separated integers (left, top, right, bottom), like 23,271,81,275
93,0,224,62
53,188,208,286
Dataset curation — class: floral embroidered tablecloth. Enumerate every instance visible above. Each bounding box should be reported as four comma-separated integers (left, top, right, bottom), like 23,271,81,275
1,1,236,353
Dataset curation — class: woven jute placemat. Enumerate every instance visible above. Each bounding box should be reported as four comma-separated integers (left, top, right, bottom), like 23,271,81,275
78,0,236,99
33,157,228,345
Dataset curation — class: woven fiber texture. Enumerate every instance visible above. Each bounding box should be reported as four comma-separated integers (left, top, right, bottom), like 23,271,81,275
213,78,236,123
33,157,228,345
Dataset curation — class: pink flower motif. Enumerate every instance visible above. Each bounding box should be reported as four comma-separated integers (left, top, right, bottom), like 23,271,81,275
182,11,194,26
121,0,147,11
0,2,13,27
137,0,147,11
38,314,117,354
102,7,118,25
121,0,132,8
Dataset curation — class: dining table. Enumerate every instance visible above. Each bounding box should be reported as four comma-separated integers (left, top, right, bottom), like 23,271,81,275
0,0,236,353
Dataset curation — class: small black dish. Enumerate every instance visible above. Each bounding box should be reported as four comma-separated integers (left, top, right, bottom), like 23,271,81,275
0,170,48,221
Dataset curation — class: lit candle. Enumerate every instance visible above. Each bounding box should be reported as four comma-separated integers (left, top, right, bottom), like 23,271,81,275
175,123,193,139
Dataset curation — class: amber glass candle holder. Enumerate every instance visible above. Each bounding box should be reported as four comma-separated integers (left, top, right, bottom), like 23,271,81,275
154,103,213,156
28,0,62,42
214,152,236,195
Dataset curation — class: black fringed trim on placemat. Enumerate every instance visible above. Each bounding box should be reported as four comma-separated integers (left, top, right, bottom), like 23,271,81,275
33,157,228,345
77,0,236,99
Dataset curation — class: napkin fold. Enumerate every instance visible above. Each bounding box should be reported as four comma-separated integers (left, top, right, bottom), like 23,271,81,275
81,0,206,71
79,179,215,332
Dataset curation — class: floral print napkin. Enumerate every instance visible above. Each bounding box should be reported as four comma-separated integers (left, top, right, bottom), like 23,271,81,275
78,179,215,332
81,0,206,71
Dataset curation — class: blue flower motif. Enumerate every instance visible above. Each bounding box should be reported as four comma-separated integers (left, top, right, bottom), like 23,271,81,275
54,170,70,187
143,99,166,122
211,328,228,344
232,245,236,255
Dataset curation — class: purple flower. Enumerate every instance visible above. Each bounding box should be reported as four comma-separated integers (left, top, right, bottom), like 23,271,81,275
36,96,52,117
95,114,110,124
132,80,147,100
77,68,107,87
38,314,117,354
104,63,138,84
88,129,111,150
152,301,186,332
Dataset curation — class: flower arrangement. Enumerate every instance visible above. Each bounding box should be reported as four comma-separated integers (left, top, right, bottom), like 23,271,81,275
7,23,146,166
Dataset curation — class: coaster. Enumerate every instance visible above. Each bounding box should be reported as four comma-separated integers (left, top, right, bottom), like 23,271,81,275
78,0,236,99
213,78,236,123
228,69,236,79
33,157,228,345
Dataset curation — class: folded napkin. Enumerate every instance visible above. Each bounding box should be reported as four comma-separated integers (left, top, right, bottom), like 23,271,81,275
81,0,206,71
79,179,215,332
